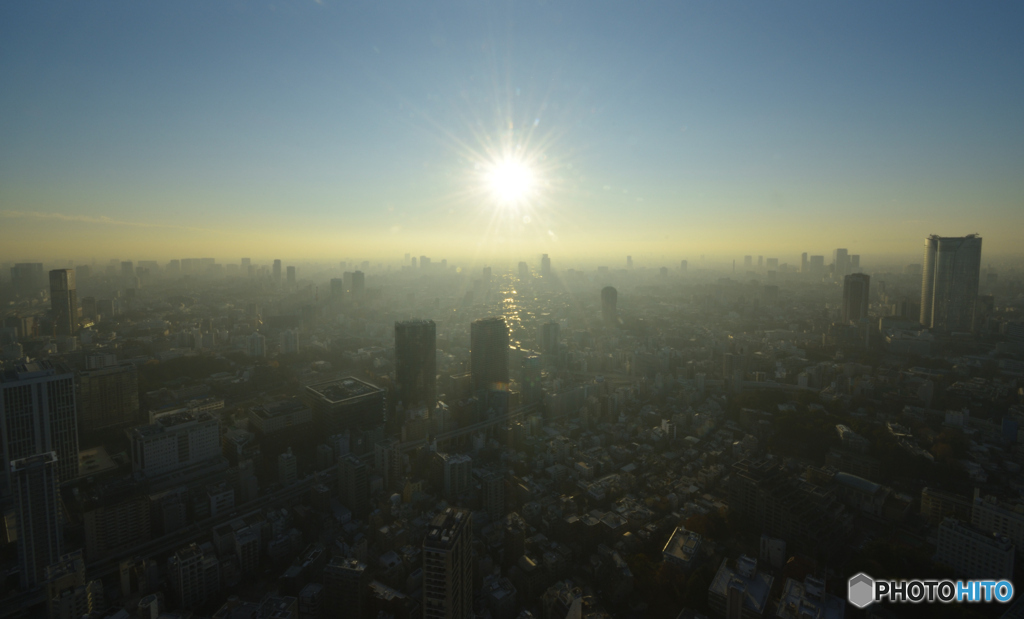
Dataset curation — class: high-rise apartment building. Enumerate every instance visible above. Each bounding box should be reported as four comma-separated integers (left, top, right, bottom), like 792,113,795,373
12,452,62,588
0,361,79,493
395,320,437,411
338,454,368,519
168,543,221,610
48,270,77,336
423,507,473,619
330,278,344,300
440,453,472,499
920,234,982,332
521,356,542,406
842,274,870,323
77,362,139,437
247,332,266,357
935,518,1014,580
470,318,509,395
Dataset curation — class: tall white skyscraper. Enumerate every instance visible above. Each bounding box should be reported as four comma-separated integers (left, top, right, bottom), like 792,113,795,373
0,361,79,494
920,234,982,332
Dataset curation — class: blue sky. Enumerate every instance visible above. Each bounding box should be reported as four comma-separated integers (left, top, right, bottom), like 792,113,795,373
2,1,1022,262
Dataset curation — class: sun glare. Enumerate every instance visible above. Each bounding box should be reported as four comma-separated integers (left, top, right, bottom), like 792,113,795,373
485,159,536,204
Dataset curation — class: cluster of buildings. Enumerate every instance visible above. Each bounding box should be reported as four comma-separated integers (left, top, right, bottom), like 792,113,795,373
0,236,1021,618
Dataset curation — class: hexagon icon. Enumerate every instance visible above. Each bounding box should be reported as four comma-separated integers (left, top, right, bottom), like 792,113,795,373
848,573,875,609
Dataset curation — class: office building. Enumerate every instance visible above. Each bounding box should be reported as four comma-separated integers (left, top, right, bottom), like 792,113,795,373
662,527,703,571
84,492,151,562
744,256,753,269
339,454,369,519
470,318,509,395
1,360,79,492
775,575,845,619
439,453,472,499
248,332,266,357
539,322,560,355
48,270,77,336
281,329,300,354
46,549,104,619
833,248,849,279
920,487,973,526
330,278,344,300
601,286,618,324
80,297,96,320
323,557,368,619
248,398,313,435
920,234,982,332
480,471,505,523
305,377,385,435
278,448,298,486
809,255,825,276
395,320,437,411
375,438,403,491
971,492,1024,547
850,254,860,272
129,412,220,479
77,362,139,437
273,260,282,283
708,555,773,619
11,263,46,298
842,273,870,323
351,270,365,297
540,254,551,277
12,452,62,588
521,355,542,406
423,508,473,619
935,518,1013,580
168,543,221,610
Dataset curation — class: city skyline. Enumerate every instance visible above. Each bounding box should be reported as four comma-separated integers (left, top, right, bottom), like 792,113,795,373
2,2,1023,260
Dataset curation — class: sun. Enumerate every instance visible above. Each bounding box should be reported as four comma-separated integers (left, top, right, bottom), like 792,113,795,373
484,158,536,204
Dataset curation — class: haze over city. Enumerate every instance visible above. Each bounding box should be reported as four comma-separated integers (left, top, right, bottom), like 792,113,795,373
2,3,1024,619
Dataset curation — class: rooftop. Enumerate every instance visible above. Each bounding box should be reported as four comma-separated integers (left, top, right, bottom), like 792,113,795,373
709,556,773,615
306,376,383,403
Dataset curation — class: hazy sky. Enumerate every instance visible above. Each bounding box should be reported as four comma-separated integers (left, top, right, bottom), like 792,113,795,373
2,1,1022,264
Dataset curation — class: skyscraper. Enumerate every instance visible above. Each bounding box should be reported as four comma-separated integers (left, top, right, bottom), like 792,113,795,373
423,508,473,619
286,266,296,286
338,454,368,519
539,322,560,355
330,278,344,301
518,261,529,278
351,271,365,297
521,355,542,406
833,248,849,279
11,263,45,299
0,361,79,493
842,274,870,324
77,361,139,437
470,318,509,395
395,320,437,411
273,260,282,283
12,452,62,588
540,254,551,277
323,557,368,619
49,270,78,337
920,234,982,332
601,286,618,324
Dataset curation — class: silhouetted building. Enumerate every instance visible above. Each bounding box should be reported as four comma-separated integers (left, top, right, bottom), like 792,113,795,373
305,377,385,435
10,263,45,298
287,266,297,286
12,452,62,588
471,318,509,395
1,361,79,493
920,234,982,332
273,260,282,283
601,286,618,324
842,273,870,323
339,454,369,519
395,320,437,411
49,270,77,336
351,271,365,297
423,507,473,619
324,557,368,619
330,278,344,300
540,254,551,277
77,362,139,437
518,261,529,278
